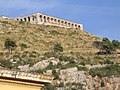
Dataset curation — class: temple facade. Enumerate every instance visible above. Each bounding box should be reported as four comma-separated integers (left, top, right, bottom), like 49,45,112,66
15,13,83,30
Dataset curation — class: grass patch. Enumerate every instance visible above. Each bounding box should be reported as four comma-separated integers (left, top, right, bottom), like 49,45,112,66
50,30,63,35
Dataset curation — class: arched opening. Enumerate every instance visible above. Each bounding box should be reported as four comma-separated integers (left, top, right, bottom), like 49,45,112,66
72,24,74,28
16,19,19,21
75,24,77,28
58,20,60,25
28,17,30,21
78,25,81,29
54,19,57,23
32,17,35,21
47,17,50,22
44,16,46,22
65,22,67,26
51,18,53,23
61,21,64,25
24,18,26,22
40,15,42,22
68,23,70,27
20,19,22,21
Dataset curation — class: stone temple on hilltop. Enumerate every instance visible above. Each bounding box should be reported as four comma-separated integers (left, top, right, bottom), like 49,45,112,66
15,13,83,30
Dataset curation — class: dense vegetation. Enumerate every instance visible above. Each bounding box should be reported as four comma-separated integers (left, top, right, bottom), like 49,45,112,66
89,64,120,77
94,38,120,54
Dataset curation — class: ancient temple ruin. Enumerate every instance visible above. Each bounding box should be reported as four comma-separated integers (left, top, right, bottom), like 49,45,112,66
15,13,83,30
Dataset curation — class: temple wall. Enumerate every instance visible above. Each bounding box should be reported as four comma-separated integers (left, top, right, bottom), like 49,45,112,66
16,13,83,30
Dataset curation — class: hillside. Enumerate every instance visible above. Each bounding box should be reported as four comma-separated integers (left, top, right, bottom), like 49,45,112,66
0,17,120,90
0,17,100,54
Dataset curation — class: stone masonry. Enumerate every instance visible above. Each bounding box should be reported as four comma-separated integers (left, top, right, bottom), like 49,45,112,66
15,13,83,30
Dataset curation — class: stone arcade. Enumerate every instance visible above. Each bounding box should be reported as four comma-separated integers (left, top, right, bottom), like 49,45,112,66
16,13,83,30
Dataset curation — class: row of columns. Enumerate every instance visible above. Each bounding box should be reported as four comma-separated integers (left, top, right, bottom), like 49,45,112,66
16,14,83,29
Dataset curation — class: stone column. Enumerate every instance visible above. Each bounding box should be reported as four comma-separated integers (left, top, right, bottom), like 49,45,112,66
43,16,46,23
36,13,40,24
42,16,45,23
26,17,28,22
30,16,36,24
22,18,24,21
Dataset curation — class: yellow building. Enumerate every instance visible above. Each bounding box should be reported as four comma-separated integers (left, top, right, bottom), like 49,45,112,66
0,69,53,90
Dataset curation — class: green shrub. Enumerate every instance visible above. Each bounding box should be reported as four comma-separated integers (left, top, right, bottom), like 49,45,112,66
53,43,63,52
58,82,64,87
69,60,76,64
0,60,13,69
59,55,74,62
94,38,120,54
50,30,63,35
112,40,120,49
79,62,85,66
52,69,59,79
35,69,44,74
94,56,104,60
60,63,77,69
66,82,71,86
4,38,17,53
104,59,114,64
20,43,27,50
0,52,3,57
77,66,87,71
1,21,9,24
46,62,54,70
44,52,56,58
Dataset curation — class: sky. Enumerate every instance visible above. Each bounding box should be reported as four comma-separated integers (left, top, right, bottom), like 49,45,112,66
0,0,120,40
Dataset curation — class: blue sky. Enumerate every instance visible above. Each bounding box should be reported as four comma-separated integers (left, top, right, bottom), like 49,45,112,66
0,0,120,40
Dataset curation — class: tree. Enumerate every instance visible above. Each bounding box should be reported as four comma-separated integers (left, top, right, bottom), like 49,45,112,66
112,40,120,49
53,43,63,52
100,38,115,54
52,69,59,80
94,38,120,54
4,38,17,53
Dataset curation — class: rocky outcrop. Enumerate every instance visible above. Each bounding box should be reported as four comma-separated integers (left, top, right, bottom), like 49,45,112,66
59,67,87,84
17,57,120,90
